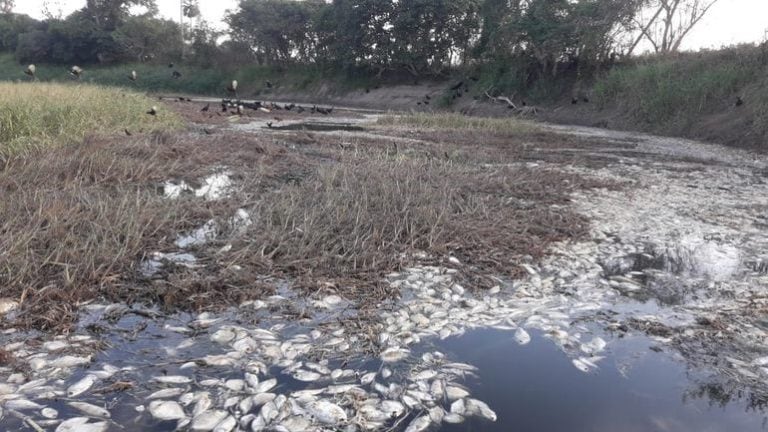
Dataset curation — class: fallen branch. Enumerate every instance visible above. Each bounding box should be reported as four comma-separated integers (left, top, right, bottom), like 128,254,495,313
484,90,518,110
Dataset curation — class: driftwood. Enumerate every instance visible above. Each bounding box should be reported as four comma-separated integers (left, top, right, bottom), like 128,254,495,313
485,90,517,110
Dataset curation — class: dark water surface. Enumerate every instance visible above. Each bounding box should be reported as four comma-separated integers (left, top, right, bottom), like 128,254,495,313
436,328,766,432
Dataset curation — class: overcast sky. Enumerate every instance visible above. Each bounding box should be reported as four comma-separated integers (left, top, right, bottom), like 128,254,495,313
11,0,768,51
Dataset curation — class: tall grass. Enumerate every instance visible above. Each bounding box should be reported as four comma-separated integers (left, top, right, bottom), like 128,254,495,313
0,54,374,98
0,82,181,155
593,45,768,134
376,112,537,134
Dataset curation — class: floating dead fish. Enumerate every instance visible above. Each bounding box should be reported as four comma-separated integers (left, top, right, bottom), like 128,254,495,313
442,413,465,423
292,370,322,382
5,399,44,410
148,388,186,399
465,398,497,421
190,409,228,431
580,336,607,355
41,407,58,419
149,400,186,420
210,328,236,344
445,385,469,401
253,378,277,393
380,400,405,418
411,370,437,381
50,355,91,368
515,328,531,345
405,415,431,432
67,402,110,419
360,372,376,385
213,415,236,432
55,418,108,432
381,347,410,363
67,374,97,397
306,401,347,424
154,375,193,384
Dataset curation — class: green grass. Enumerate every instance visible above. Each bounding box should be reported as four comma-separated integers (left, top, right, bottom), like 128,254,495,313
592,45,768,134
0,54,376,98
0,82,181,155
376,112,537,134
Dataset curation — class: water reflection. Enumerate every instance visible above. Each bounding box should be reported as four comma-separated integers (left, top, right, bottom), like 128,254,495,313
435,328,767,432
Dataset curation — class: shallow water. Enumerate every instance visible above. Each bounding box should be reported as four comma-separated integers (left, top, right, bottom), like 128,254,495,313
437,329,767,432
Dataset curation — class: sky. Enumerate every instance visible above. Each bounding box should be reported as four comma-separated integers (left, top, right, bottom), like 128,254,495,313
11,0,768,51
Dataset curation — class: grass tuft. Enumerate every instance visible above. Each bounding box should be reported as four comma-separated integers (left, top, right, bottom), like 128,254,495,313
0,82,181,155
376,112,537,134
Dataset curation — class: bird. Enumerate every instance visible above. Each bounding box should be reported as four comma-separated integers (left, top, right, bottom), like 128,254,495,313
266,122,273,128
582,96,590,103
265,81,273,88
146,106,157,116
168,63,174,68
450,81,464,91
201,103,210,112
24,64,35,80
236,105,244,115
226,80,238,98
735,96,744,107
70,65,83,79
571,97,579,105
128,70,137,82
221,102,228,112
124,129,132,136
172,71,182,79
425,95,431,100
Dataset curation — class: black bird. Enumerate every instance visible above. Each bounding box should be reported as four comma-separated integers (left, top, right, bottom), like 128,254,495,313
582,96,590,103
735,96,744,107
450,81,464,91
469,76,480,82
425,95,431,100
417,102,422,106
124,129,132,136
201,103,210,112
146,106,158,116
365,88,370,93
168,63,174,68
297,106,305,113
266,122,273,128
571,97,579,105
172,71,182,79
24,64,36,80
178,97,186,102
522,100,527,106
221,103,228,112
128,70,137,82
265,81,273,88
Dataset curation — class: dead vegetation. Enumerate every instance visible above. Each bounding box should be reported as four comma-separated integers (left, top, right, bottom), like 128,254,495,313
0,104,621,331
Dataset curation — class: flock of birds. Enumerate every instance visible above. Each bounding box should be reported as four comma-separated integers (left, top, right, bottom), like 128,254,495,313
24,63,334,124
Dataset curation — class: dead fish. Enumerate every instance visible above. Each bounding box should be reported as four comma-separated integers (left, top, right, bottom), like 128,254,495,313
360,405,389,422
67,374,97,397
148,388,186,399
442,413,465,423
465,398,497,421
515,328,531,345
213,415,236,432
251,393,277,407
55,418,108,432
149,400,186,420
450,399,466,415
405,415,431,432
254,378,277,393
360,372,376,385
580,336,607,355
306,401,347,424
193,393,212,417
380,400,405,418
5,399,45,410
210,328,236,344
153,375,193,384
292,370,322,382
41,407,58,419
50,355,91,368
381,347,410,363
324,384,360,395
190,409,228,430
412,370,437,381
68,402,111,418
445,385,469,401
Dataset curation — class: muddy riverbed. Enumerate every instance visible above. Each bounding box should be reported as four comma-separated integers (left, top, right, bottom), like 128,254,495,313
2,114,768,431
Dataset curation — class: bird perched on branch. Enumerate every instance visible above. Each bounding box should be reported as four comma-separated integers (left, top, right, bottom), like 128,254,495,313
70,65,83,79
146,106,158,116
226,80,238,98
24,64,35,80
128,70,137,82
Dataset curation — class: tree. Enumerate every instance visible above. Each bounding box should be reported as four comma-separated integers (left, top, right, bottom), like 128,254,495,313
0,0,14,14
84,0,157,31
630,0,720,54
227,0,324,64
113,15,182,62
